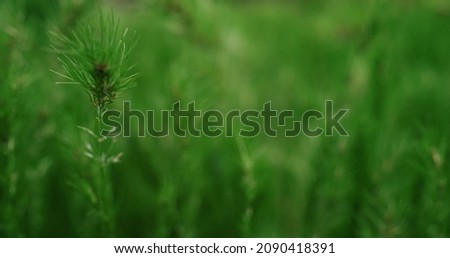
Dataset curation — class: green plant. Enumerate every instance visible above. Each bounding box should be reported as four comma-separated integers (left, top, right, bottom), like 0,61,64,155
50,11,138,236
51,12,138,112
1,0,450,238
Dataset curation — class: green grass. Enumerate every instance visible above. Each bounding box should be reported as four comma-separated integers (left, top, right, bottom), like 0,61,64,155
1,0,450,237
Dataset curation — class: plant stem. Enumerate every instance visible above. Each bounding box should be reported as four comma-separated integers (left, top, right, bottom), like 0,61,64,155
95,107,115,237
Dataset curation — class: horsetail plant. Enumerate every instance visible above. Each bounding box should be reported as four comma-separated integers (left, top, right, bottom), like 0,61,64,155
50,12,138,113
50,12,138,236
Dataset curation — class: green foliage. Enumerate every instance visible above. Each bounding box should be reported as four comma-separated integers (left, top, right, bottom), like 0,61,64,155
51,12,138,111
1,0,450,238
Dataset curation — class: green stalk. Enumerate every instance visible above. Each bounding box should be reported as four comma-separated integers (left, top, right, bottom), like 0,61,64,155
96,107,115,236
51,11,137,237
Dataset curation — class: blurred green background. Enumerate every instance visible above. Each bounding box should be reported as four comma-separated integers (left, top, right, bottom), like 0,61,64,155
1,0,450,237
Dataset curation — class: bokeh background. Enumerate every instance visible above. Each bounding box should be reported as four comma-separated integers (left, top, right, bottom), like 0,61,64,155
1,0,450,237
